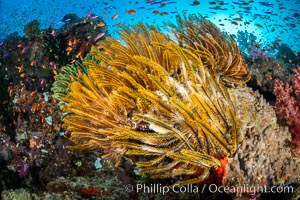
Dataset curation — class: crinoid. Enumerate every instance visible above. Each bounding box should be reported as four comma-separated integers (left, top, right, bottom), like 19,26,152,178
169,14,251,84
52,15,251,185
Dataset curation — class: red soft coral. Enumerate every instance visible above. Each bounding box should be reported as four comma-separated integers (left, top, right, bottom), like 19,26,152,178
273,67,300,157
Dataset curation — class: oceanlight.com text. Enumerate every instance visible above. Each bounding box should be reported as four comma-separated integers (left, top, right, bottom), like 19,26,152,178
123,183,294,196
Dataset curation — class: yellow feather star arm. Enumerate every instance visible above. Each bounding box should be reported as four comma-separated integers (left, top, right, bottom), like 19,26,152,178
171,14,250,84
173,168,210,186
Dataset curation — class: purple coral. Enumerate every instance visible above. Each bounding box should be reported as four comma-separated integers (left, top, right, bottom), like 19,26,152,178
18,159,29,177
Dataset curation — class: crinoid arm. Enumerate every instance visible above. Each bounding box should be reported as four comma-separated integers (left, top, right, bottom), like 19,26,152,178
169,14,251,84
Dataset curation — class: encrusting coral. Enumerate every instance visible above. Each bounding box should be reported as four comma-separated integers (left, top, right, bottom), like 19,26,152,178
52,15,252,186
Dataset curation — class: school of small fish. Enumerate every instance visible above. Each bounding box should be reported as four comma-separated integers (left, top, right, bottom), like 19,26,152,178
0,0,299,52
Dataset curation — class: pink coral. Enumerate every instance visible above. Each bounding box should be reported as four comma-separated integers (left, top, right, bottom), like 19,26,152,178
291,67,300,97
273,67,300,157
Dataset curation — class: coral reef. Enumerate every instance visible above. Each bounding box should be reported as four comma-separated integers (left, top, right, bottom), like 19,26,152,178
273,67,300,157
1,165,129,200
245,57,290,101
0,12,108,195
24,20,41,39
1,188,33,200
276,43,300,65
236,29,300,103
224,87,300,199
52,15,253,186
236,30,277,63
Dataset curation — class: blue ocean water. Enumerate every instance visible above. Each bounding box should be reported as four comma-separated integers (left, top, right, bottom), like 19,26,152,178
0,0,299,51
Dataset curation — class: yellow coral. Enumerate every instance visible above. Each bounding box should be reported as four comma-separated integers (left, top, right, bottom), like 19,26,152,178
52,16,251,185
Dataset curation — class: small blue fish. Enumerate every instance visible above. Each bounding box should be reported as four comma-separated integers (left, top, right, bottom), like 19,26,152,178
63,18,71,22
105,6,116,10
3,52,9,58
92,32,105,43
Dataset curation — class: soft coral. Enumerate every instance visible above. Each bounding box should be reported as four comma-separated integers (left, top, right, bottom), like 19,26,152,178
273,67,300,157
